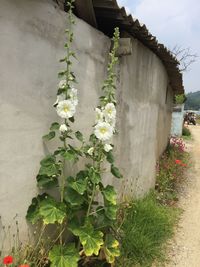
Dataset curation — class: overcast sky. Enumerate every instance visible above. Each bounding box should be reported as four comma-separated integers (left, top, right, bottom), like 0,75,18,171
117,0,200,93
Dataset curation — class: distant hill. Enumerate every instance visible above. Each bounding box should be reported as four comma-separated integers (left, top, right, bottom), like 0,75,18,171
184,91,200,110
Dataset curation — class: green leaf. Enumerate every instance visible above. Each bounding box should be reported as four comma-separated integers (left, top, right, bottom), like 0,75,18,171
40,155,56,166
95,208,113,228
36,174,58,189
64,187,84,206
69,116,75,123
58,88,66,95
68,144,82,156
39,164,60,177
111,164,123,178
89,167,101,184
59,57,67,63
43,131,55,141
50,122,60,131
49,244,80,267
26,194,48,224
75,131,83,142
58,71,67,77
76,170,88,180
67,176,87,195
106,151,114,164
103,234,120,263
39,155,60,177
39,196,66,224
62,150,77,162
89,134,97,144
105,203,118,220
102,185,117,205
71,223,104,256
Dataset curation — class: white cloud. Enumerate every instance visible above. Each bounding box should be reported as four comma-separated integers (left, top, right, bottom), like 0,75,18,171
116,0,200,92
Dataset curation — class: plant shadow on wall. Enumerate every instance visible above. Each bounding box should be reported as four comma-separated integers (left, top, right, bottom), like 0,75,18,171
116,137,190,267
1,0,123,266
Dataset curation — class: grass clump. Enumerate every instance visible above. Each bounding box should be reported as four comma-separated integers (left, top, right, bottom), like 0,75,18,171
117,193,179,267
182,126,191,138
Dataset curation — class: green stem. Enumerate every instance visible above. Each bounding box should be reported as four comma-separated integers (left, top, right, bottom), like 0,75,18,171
86,183,96,217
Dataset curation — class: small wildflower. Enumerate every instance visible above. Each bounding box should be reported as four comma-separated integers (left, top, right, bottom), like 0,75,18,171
3,256,13,264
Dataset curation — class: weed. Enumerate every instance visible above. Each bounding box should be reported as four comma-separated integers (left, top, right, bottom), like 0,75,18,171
116,193,179,267
182,126,191,137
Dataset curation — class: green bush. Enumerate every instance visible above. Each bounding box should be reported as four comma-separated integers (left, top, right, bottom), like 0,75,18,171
182,126,191,136
117,194,179,267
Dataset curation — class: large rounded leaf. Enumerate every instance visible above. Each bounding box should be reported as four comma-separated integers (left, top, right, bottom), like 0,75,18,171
39,155,60,177
26,193,48,224
49,244,80,267
39,196,66,224
67,176,87,195
37,174,58,189
71,223,104,256
64,187,84,206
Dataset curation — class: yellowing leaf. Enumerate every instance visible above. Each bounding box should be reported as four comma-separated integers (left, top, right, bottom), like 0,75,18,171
103,234,120,263
71,223,104,256
102,185,117,205
39,196,66,225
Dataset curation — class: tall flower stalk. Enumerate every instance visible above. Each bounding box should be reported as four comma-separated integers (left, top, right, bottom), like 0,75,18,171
26,1,122,265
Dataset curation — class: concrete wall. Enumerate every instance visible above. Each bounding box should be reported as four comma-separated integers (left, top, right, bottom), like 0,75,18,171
171,104,185,137
0,0,173,237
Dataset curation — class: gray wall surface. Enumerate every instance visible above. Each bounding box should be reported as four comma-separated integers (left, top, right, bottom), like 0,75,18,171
0,0,173,238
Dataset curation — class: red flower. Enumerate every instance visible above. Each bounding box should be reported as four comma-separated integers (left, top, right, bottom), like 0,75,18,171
19,265,30,267
175,159,182,165
3,256,13,264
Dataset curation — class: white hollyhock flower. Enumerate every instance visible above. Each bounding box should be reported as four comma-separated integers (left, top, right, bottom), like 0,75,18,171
95,108,104,123
59,124,68,133
87,147,94,155
56,100,76,119
106,117,116,128
54,93,66,106
59,80,67,89
94,122,113,141
103,103,116,121
69,88,78,106
104,144,113,152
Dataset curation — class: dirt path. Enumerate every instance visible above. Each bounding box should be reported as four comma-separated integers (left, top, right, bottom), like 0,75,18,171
167,125,200,267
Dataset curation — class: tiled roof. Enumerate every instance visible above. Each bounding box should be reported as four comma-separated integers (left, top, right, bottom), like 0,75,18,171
57,0,184,93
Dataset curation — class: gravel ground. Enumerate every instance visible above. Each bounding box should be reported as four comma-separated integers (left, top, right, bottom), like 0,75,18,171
166,125,200,267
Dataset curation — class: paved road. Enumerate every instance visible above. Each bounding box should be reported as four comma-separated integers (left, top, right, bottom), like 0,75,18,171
167,125,200,267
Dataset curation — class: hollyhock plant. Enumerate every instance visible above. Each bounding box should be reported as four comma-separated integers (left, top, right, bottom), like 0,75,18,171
26,1,121,264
